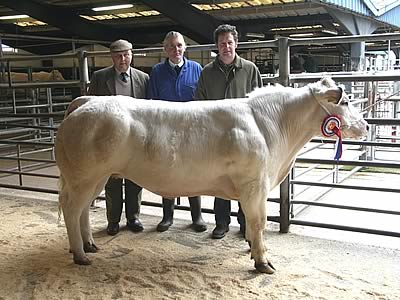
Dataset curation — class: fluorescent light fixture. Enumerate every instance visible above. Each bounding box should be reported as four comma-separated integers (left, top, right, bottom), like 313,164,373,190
246,32,265,39
321,29,338,35
289,33,314,37
0,14,29,20
92,4,133,12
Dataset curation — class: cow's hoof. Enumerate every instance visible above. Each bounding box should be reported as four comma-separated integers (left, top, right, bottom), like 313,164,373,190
84,243,99,253
255,261,276,274
73,255,92,265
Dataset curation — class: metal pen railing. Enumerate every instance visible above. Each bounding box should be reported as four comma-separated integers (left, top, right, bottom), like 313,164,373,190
0,32,399,237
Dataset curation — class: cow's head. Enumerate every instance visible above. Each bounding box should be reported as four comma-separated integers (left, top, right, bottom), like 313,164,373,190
310,77,369,139
51,70,65,81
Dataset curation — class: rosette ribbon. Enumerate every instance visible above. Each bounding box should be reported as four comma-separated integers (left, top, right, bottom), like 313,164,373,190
321,115,342,160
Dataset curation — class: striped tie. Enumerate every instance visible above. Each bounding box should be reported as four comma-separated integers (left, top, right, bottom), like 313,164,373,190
120,72,128,83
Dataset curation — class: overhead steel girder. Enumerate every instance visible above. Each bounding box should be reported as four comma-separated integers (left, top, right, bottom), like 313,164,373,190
326,7,379,35
0,0,125,42
0,23,75,55
233,14,334,37
141,0,221,44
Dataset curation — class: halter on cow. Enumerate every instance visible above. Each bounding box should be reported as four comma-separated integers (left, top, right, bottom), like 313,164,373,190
55,77,368,274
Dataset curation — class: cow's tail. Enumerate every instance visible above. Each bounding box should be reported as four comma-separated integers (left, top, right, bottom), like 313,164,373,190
57,173,67,223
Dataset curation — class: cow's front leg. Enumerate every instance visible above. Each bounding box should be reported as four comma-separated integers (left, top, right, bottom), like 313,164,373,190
240,185,275,274
248,223,275,274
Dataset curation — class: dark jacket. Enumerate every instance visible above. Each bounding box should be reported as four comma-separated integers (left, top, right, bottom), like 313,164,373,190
87,66,149,98
194,54,262,100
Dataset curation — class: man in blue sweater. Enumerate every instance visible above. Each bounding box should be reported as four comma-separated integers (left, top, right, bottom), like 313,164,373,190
147,31,207,233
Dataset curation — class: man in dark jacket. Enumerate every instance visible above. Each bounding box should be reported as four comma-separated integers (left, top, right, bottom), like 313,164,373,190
88,39,149,236
195,24,263,239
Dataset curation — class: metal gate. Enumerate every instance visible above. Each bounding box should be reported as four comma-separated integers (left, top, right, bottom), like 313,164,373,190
0,33,399,238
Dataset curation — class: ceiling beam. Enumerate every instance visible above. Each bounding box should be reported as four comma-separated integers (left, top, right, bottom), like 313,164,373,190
0,23,78,54
141,0,221,43
0,0,129,42
233,14,334,35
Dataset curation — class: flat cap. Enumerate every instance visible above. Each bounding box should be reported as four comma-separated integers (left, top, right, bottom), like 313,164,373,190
110,39,132,52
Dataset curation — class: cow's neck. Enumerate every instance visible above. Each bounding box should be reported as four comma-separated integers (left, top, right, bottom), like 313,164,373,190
256,87,323,187
282,88,322,158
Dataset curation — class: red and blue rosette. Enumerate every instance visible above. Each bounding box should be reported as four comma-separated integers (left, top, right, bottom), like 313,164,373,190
321,115,342,160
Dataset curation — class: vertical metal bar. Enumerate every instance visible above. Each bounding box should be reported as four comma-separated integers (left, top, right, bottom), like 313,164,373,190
335,164,339,183
278,37,290,86
47,87,53,114
31,86,38,139
12,88,16,114
289,167,295,218
17,144,23,186
90,44,96,74
72,41,78,80
78,51,89,96
0,36,5,82
388,39,391,71
6,60,11,88
47,88,55,159
278,37,291,233
370,82,377,160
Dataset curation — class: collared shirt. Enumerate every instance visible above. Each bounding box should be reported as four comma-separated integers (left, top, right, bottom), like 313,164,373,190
115,66,131,81
168,60,184,69
115,66,132,96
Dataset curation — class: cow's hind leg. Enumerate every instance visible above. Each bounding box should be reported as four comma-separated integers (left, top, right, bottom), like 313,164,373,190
60,181,97,265
239,183,275,274
80,205,98,253
80,177,108,253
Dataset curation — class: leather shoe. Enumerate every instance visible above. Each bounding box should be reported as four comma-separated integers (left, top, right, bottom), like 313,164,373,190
191,220,207,232
127,218,144,232
212,224,229,239
107,222,119,236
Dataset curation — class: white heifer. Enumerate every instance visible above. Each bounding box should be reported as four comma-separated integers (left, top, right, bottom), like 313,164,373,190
55,77,368,273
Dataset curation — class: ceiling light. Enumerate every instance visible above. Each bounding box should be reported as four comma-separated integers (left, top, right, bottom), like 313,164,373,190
289,33,314,37
321,29,338,35
0,14,29,20
92,4,133,12
246,32,265,39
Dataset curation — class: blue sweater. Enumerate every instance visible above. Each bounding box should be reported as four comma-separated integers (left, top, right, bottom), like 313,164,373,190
147,57,202,101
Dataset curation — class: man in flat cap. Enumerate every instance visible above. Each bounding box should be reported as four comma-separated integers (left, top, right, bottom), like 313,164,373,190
88,39,149,236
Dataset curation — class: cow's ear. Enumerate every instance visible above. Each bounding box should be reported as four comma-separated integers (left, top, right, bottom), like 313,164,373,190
326,86,343,104
320,77,335,88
